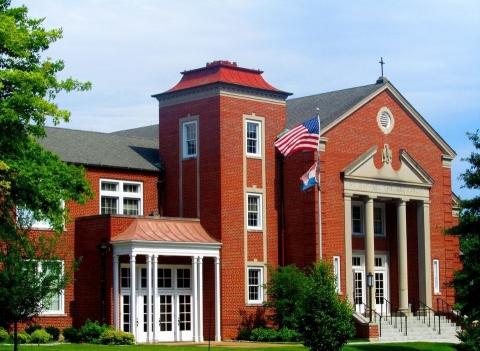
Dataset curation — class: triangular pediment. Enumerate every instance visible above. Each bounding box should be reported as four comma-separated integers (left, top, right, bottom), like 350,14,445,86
343,146,433,187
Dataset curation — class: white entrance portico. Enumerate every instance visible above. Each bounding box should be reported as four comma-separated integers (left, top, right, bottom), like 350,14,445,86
343,145,433,315
111,217,221,343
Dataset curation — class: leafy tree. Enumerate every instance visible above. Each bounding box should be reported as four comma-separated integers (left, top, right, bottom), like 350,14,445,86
448,131,480,351
0,0,91,349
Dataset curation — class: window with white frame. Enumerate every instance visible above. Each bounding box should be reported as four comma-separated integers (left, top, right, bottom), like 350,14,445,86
99,179,143,216
333,256,341,293
36,260,65,315
246,120,261,157
182,120,197,158
352,202,364,235
374,204,385,236
16,201,65,230
433,259,440,294
247,267,264,304
246,193,262,230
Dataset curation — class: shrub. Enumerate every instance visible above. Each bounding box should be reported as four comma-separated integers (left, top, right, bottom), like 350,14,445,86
458,325,480,351
78,320,109,343
278,327,302,342
250,327,279,342
0,328,9,343
99,329,134,345
12,331,30,344
25,324,42,335
30,329,52,344
45,326,60,341
63,327,79,343
297,262,355,351
237,327,251,340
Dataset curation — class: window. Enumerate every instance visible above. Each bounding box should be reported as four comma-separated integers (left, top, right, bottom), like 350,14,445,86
99,179,143,216
246,193,262,230
352,203,364,235
246,120,261,157
158,268,172,288
374,204,385,236
177,268,191,289
352,256,361,267
375,257,383,267
122,295,130,332
182,121,197,158
37,260,64,315
247,267,264,304
433,259,440,294
377,107,394,134
140,268,147,289
121,267,130,288
333,256,341,293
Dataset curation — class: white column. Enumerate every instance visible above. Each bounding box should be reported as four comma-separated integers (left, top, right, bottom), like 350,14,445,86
198,256,204,342
147,254,152,343
130,254,137,339
365,197,376,313
214,256,221,341
417,201,432,307
153,255,158,342
344,194,353,304
397,199,409,312
192,256,198,342
113,255,120,330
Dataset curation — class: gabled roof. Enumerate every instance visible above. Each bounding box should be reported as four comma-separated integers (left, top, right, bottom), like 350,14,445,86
38,127,160,172
111,217,219,244
111,124,159,140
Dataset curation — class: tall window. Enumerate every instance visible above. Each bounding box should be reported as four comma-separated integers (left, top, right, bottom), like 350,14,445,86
99,179,143,216
246,193,262,230
374,204,385,236
333,256,341,293
433,259,440,294
247,267,264,304
246,120,261,157
37,260,64,315
352,203,364,235
182,121,197,158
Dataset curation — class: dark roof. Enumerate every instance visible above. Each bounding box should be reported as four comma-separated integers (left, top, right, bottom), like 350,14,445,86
39,127,160,172
286,81,384,129
111,124,159,140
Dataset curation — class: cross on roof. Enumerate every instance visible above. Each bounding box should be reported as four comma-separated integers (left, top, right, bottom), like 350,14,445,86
379,57,385,77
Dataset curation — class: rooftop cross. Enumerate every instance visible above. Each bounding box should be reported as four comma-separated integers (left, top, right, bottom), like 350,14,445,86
379,57,386,77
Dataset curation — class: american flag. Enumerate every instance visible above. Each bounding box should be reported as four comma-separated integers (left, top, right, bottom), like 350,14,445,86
274,116,320,157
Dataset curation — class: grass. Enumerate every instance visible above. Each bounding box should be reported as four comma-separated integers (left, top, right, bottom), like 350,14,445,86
0,342,457,351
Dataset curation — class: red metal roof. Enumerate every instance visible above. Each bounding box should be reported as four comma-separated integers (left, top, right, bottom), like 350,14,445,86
165,60,285,94
111,217,219,244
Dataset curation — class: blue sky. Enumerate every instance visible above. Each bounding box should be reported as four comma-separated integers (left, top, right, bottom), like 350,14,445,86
16,0,480,198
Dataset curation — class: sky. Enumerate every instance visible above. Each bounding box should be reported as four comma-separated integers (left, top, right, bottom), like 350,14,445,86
14,0,480,198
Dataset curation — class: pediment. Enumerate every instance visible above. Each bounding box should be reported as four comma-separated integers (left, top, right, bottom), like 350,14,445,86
343,145,433,188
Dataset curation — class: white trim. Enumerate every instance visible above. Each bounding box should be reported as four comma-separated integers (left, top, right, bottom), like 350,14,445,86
246,266,264,305
245,119,262,158
246,193,263,231
99,179,143,216
182,120,198,159
333,256,341,293
433,259,440,294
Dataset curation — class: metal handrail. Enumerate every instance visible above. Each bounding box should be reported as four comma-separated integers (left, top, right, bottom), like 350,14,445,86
436,297,463,327
412,299,441,334
381,297,392,325
354,302,383,337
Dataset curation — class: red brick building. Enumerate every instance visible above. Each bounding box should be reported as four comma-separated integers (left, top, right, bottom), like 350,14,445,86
33,61,460,342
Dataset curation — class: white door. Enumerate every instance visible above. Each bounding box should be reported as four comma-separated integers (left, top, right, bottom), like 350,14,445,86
353,269,365,314
136,295,148,343
177,294,193,341
157,294,175,341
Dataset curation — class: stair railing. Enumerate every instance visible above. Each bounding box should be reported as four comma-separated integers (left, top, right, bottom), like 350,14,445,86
412,298,441,334
354,302,383,337
436,297,462,328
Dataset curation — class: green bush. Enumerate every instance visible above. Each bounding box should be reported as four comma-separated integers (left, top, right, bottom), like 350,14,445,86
45,326,60,341
458,325,480,351
25,324,42,335
11,331,30,344
78,320,109,343
250,327,279,342
30,329,52,344
278,327,302,342
237,327,251,340
99,329,134,345
62,326,79,343
0,328,9,343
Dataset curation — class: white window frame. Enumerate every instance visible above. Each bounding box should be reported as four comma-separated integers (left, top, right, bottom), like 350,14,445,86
245,119,262,158
99,179,143,216
374,203,386,237
182,120,198,159
333,256,341,293
38,260,65,316
247,266,264,304
433,259,440,294
246,193,263,230
352,201,364,235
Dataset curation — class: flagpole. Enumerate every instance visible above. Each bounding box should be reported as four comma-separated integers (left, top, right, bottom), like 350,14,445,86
316,108,323,261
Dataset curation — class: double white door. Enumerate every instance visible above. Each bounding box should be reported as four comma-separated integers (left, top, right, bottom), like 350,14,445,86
156,293,193,342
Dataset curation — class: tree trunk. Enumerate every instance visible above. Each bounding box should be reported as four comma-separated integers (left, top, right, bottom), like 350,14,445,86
13,321,18,351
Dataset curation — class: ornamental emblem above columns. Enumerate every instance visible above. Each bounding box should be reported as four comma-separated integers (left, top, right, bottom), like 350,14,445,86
382,144,392,164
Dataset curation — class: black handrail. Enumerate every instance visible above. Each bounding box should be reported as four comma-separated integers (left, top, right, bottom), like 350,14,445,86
436,297,463,327
381,297,392,325
412,299,441,334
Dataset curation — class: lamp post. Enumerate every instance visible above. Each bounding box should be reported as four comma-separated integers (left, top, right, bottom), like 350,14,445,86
367,272,374,322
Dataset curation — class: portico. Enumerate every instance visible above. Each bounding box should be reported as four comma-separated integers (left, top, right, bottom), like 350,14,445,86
343,145,433,315
110,217,221,343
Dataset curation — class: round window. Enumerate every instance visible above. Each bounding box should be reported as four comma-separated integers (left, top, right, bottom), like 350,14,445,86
377,107,394,134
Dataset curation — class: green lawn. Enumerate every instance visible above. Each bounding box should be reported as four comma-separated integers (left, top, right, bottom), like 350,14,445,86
0,342,457,351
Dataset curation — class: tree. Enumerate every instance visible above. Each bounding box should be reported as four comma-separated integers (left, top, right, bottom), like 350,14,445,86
449,131,480,351
0,1,92,349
